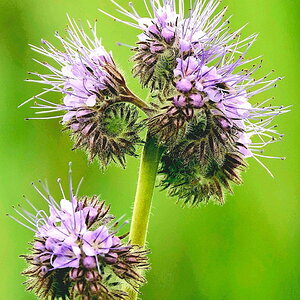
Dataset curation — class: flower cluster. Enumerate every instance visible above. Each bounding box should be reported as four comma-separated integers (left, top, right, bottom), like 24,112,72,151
105,0,288,205
9,164,149,299
102,0,229,92
22,1,288,205
23,16,144,168
130,4,179,91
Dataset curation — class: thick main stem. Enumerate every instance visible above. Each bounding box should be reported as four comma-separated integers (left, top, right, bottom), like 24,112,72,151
130,134,161,245
128,134,162,299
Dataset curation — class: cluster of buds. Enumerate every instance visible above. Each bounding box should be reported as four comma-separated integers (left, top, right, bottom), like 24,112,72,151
105,0,288,205
22,17,147,168
9,164,149,299
12,2,289,299
22,1,288,205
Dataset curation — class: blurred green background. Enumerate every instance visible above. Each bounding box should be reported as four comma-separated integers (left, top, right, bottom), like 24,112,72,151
0,0,299,299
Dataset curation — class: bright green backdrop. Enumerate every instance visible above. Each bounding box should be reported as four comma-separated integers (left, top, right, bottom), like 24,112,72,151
0,0,299,299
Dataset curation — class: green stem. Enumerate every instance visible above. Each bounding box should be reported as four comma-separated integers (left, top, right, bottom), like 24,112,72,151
128,134,162,299
119,87,154,116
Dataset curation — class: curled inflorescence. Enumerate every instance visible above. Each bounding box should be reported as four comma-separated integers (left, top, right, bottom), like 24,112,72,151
102,0,288,205
22,17,145,169
9,164,149,299
23,1,288,205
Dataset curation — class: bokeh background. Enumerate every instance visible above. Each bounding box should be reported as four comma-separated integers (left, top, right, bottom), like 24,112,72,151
0,0,299,299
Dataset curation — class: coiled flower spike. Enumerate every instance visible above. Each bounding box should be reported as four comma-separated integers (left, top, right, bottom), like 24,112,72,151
20,1,289,206
101,0,289,205
8,163,149,299
100,0,251,94
21,16,149,169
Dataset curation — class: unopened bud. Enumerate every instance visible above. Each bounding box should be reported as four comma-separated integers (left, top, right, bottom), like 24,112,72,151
69,268,84,280
83,256,97,269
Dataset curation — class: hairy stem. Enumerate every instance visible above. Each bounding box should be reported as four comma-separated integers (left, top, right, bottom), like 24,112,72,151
119,87,154,116
128,134,162,299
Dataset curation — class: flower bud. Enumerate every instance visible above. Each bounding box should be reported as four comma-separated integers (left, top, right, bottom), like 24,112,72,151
75,281,85,294
83,257,97,269
85,270,99,282
68,103,143,169
90,282,101,294
104,252,118,264
23,18,144,170
69,268,84,281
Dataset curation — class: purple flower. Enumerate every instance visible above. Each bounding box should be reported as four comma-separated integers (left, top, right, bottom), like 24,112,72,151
52,244,81,269
21,17,117,120
127,1,289,204
103,0,287,168
172,95,187,107
155,46,287,169
21,16,144,169
189,94,204,108
102,0,227,53
82,226,113,256
101,0,245,92
174,56,199,79
9,163,149,299
176,79,193,93
172,56,224,106
21,15,148,129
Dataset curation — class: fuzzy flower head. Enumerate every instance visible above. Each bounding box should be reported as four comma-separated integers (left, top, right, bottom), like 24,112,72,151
102,0,236,92
22,16,143,168
156,50,288,205
104,0,288,205
9,163,149,299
